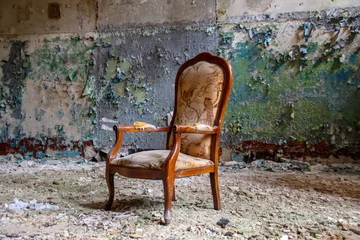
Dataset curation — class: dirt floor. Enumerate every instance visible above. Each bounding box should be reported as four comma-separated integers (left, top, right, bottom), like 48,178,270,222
0,155,360,240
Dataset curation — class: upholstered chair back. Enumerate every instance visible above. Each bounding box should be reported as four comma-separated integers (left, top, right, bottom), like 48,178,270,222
169,61,226,160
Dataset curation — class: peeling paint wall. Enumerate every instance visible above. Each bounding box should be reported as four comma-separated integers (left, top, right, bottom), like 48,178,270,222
95,28,218,150
220,21,360,161
0,0,359,161
0,36,95,157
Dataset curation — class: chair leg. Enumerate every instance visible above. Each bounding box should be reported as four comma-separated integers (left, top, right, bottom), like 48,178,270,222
210,172,221,210
162,177,175,225
105,173,115,211
172,183,176,201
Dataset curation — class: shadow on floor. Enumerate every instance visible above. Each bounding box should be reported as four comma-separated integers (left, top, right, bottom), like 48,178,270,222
80,196,164,212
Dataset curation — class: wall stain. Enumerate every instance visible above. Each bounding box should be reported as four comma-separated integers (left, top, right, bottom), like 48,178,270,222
16,2,32,22
1,41,30,119
0,137,93,158
246,0,272,12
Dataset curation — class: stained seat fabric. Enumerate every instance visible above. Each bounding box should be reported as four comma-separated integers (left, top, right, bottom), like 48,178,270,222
111,150,214,171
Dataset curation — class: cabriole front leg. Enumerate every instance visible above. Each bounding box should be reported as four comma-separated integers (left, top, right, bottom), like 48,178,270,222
162,177,175,225
105,172,115,211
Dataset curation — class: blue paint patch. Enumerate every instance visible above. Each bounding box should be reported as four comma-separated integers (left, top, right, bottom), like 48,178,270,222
235,42,260,59
349,54,357,63
35,109,46,121
220,32,234,48
232,152,244,161
57,150,81,157
24,152,34,159
325,68,354,83
19,145,26,151
57,109,65,120
11,141,18,148
36,151,46,158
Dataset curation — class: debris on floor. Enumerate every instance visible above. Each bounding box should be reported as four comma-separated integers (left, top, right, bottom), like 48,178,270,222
221,158,360,174
216,218,230,228
0,154,359,239
6,198,59,211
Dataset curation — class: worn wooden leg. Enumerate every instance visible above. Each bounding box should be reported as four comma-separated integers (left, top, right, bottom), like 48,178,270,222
162,177,174,225
105,173,115,211
210,172,221,210
172,183,176,201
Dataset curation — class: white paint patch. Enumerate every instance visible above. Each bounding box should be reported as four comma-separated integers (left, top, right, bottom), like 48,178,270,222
101,124,114,131
101,117,118,123
21,79,89,140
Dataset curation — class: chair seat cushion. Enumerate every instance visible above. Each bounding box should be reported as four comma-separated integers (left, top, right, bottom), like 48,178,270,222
110,150,214,171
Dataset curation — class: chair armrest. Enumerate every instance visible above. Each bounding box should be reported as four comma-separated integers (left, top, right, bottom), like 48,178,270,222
106,125,171,164
115,125,171,133
162,124,219,170
173,125,219,134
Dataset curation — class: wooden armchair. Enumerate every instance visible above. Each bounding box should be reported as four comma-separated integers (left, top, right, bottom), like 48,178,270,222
105,52,233,225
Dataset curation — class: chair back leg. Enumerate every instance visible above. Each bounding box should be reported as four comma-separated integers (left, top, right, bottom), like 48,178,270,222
210,172,221,210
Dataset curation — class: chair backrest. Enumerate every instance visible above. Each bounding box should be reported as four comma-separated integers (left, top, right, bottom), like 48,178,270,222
167,52,233,160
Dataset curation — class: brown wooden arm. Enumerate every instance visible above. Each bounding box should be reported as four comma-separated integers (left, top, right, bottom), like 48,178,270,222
106,125,171,164
161,125,219,170
116,125,171,133
173,125,219,134
162,130,182,171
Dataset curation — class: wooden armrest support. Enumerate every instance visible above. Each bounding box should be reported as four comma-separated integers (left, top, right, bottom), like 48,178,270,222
106,125,171,164
115,125,171,133
173,125,219,134
162,124,218,169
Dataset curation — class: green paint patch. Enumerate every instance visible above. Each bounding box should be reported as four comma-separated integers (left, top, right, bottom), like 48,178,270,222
343,92,360,130
71,36,80,46
307,42,319,54
132,87,147,105
82,81,92,96
31,38,92,82
105,59,117,79
292,99,330,139
103,55,149,117
22,56,30,69
68,71,76,81
119,59,131,77
114,82,126,98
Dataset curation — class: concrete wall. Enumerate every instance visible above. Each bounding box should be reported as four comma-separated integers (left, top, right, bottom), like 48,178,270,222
0,0,96,35
0,0,359,161
0,0,215,35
